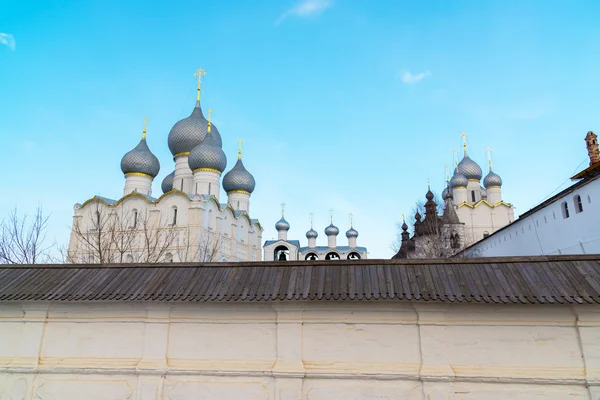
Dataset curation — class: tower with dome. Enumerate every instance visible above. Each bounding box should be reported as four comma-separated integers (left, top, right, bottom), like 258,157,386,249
394,133,514,259
67,69,263,263
263,209,368,261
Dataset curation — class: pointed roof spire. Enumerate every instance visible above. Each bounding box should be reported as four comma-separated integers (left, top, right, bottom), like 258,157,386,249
194,68,206,103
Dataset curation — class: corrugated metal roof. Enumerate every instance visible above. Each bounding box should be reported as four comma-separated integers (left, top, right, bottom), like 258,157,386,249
0,255,599,304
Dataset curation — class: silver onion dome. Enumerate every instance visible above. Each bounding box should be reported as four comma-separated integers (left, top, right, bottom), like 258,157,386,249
457,154,483,181
346,227,358,238
188,130,227,173
223,158,256,194
325,223,339,236
275,217,290,231
450,168,468,188
401,221,408,231
442,186,451,200
161,171,174,193
426,188,434,201
306,228,318,239
167,101,223,156
483,170,503,188
120,138,160,178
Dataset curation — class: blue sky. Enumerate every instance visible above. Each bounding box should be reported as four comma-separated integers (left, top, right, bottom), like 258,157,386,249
1,0,599,258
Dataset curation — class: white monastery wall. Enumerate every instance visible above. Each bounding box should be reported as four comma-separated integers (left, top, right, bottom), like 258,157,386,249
462,178,600,257
1,301,599,399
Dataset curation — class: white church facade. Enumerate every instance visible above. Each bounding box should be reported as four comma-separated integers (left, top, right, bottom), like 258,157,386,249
67,70,263,263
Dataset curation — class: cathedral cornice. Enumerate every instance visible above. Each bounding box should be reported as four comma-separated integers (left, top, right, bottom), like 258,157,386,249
457,199,512,209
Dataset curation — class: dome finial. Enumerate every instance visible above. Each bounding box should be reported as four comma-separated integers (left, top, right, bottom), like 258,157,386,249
194,68,206,102
445,164,450,181
461,131,468,155
142,117,149,139
310,212,314,229
237,139,243,160
281,202,286,217
329,209,334,224
349,212,354,228
453,148,458,167
486,147,493,170
207,108,213,132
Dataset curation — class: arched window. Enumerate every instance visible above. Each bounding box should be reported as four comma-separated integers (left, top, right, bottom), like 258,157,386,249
274,245,289,261
132,209,138,228
471,191,476,202
450,232,461,249
164,253,173,263
180,179,183,191
305,253,318,261
483,231,489,238
325,252,340,261
562,201,569,219
126,254,133,263
95,210,101,226
209,182,212,195
172,206,178,225
574,195,583,213
347,252,361,260
237,201,240,209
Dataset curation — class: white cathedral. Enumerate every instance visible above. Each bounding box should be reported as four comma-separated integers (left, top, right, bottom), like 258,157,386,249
67,70,263,263
394,137,514,258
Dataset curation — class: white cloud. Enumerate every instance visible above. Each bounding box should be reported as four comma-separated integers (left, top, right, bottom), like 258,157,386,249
0,33,15,50
398,70,431,84
277,0,333,25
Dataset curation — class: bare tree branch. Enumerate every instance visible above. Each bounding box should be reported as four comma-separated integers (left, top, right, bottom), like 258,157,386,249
0,207,56,264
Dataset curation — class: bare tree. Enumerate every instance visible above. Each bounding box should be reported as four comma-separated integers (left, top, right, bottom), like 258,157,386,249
197,230,224,262
0,207,56,264
69,203,178,264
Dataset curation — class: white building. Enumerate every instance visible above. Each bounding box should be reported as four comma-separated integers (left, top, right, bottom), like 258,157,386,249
67,72,263,263
263,212,367,261
1,256,599,399
395,136,515,258
460,131,600,257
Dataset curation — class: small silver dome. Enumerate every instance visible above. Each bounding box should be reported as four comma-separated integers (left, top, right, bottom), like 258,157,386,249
306,228,318,239
188,130,227,173
442,186,450,200
325,223,339,236
401,221,408,231
167,101,223,156
346,227,358,238
120,138,160,178
223,158,256,194
426,188,434,201
450,168,468,188
483,170,503,188
457,153,483,181
161,171,174,193
275,217,290,231
480,186,487,198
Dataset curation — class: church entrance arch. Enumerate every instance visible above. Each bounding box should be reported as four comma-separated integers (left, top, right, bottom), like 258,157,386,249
274,245,290,261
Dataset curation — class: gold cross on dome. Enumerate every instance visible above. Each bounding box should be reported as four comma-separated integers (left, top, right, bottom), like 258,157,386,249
329,209,334,223
486,147,493,169
349,213,354,227
142,117,149,139
309,212,314,228
194,68,206,87
281,203,286,216
461,131,468,152
237,139,243,159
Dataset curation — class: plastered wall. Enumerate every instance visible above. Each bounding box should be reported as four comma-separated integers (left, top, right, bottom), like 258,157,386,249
0,301,599,399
